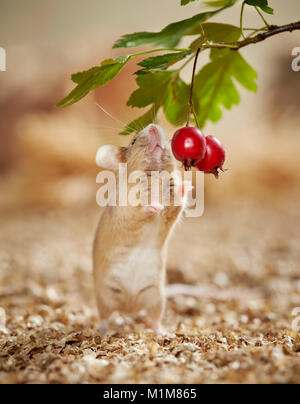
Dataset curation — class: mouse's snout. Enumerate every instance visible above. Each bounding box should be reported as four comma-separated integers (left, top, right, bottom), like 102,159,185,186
142,124,167,153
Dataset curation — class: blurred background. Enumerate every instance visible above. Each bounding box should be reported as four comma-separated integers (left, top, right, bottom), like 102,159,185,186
0,0,300,207
0,0,300,384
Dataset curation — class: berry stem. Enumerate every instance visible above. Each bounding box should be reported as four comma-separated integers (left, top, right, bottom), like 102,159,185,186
240,2,247,40
186,47,200,128
254,6,270,29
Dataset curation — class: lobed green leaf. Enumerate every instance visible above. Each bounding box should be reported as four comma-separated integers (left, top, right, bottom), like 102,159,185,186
122,73,191,134
194,49,257,127
188,22,240,40
189,22,241,50
164,77,190,126
122,71,174,134
127,71,174,108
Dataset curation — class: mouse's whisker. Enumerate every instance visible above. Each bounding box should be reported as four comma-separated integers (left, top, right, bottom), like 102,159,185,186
129,117,143,134
116,109,143,134
92,123,125,131
95,104,140,134
94,118,124,132
95,102,130,129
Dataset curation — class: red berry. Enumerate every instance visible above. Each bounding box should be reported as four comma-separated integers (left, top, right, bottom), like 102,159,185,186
171,127,206,169
196,135,226,178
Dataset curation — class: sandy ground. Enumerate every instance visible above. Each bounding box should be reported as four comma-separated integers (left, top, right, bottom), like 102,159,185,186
0,198,299,384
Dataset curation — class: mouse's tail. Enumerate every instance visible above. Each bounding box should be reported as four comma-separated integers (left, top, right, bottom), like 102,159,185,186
165,284,205,298
165,283,260,301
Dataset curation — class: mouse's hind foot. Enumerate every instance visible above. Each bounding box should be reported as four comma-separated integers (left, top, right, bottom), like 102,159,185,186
150,321,175,338
97,320,108,336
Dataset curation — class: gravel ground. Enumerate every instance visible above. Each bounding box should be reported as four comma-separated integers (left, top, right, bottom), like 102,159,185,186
0,201,300,384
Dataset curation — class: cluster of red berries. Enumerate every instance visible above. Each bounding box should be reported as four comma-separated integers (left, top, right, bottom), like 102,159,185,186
171,127,226,178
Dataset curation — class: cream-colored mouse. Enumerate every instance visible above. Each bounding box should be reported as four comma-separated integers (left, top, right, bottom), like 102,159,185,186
93,124,190,335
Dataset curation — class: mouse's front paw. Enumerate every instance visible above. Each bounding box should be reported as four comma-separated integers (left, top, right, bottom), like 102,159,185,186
145,202,164,215
175,181,194,203
182,180,194,196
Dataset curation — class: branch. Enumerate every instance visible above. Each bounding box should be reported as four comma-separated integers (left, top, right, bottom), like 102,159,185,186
202,21,300,51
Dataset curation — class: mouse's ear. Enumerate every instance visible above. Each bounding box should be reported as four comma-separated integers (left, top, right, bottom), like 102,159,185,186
96,145,124,170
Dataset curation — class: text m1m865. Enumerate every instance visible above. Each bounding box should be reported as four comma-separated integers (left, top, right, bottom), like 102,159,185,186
147,389,197,399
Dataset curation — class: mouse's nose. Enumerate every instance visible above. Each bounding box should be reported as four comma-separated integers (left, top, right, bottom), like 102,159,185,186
143,124,166,150
148,124,159,136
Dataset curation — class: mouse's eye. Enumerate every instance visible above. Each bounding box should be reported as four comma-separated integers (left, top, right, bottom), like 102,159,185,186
131,137,137,146
110,287,122,294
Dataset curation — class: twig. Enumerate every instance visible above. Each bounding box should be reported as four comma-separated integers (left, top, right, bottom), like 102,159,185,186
201,20,300,51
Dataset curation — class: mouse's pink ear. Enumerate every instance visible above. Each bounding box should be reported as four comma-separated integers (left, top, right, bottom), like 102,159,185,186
96,145,122,170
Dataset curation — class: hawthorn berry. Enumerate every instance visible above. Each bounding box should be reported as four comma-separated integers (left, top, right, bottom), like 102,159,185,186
171,127,206,169
196,135,226,178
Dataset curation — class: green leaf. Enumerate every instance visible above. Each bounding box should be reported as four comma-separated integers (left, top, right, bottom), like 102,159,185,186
245,0,274,14
114,1,237,49
189,23,241,50
123,74,190,134
194,49,257,127
137,51,190,73
181,0,198,5
188,22,241,41
127,71,173,108
203,0,238,7
122,71,174,135
164,77,190,126
71,66,101,84
57,57,130,107
120,105,158,135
